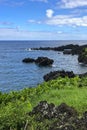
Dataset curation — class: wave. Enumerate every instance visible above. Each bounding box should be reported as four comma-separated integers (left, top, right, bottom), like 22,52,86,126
52,64,56,67
25,48,32,51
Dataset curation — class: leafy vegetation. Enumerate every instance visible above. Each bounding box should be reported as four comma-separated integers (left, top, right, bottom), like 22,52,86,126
0,76,87,130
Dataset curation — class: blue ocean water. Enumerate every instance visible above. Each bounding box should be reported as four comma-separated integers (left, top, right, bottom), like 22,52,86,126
0,40,87,92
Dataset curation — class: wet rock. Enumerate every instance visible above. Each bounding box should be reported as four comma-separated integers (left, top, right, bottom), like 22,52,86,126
35,57,54,66
43,70,76,81
63,49,72,54
79,72,87,78
22,58,35,63
22,57,54,66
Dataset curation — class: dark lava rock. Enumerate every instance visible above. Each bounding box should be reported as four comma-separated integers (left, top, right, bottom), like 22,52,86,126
31,44,87,56
29,101,87,130
83,111,87,120
29,101,56,119
63,49,72,54
22,57,54,66
32,44,79,52
79,72,87,78
57,103,78,118
29,101,77,120
22,58,35,63
78,49,87,64
35,57,54,66
80,111,87,128
43,70,76,81
78,55,87,64
49,124,76,130
56,44,80,55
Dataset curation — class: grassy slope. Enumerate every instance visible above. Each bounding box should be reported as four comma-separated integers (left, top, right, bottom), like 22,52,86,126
30,76,87,114
0,76,87,129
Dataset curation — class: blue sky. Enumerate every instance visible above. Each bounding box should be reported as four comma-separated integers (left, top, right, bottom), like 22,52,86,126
0,0,87,40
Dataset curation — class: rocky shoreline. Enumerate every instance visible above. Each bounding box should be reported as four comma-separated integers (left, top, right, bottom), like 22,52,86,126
43,70,76,81
78,48,87,64
22,44,87,82
31,44,87,54
43,70,87,81
31,44,87,64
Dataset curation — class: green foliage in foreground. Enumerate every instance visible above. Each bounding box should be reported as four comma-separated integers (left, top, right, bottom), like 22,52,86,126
0,76,87,130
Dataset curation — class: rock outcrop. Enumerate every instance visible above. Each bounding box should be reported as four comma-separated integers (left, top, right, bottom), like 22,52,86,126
25,44,87,65
29,101,87,130
63,49,72,54
79,72,87,78
22,58,35,63
31,44,87,55
78,48,87,64
22,57,54,66
29,101,77,120
43,70,76,81
35,57,54,66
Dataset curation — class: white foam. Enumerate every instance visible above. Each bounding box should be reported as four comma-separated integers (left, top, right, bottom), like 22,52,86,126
25,48,32,51
52,64,56,67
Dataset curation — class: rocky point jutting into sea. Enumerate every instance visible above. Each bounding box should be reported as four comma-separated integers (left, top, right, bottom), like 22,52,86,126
22,44,87,82
31,44,87,64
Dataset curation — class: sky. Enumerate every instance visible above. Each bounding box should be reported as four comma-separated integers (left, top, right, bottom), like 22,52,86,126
0,0,87,40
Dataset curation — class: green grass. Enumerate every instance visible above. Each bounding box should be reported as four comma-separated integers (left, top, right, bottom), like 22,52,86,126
36,88,87,114
0,76,87,129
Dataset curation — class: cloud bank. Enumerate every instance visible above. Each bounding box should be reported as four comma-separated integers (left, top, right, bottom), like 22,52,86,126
0,28,87,40
45,15,87,27
58,0,87,8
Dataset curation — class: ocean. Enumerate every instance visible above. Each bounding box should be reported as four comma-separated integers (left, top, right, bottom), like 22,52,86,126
0,40,87,92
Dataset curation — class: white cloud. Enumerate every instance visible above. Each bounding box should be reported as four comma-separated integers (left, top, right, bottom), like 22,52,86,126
45,15,87,27
0,28,62,40
28,19,42,24
0,28,87,40
58,0,87,8
0,0,24,6
46,9,54,18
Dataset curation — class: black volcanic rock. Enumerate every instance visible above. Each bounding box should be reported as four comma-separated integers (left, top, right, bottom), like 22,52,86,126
43,70,76,81
29,101,77,120
57,103,77,117
29,101,87,130
32,44,80,52
35,57,54,66
31,44,87,56
22,58,35,63
63,49,72,54
78,54,87,64
78,48,87,64
79,72,87,78
22,57,54,66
